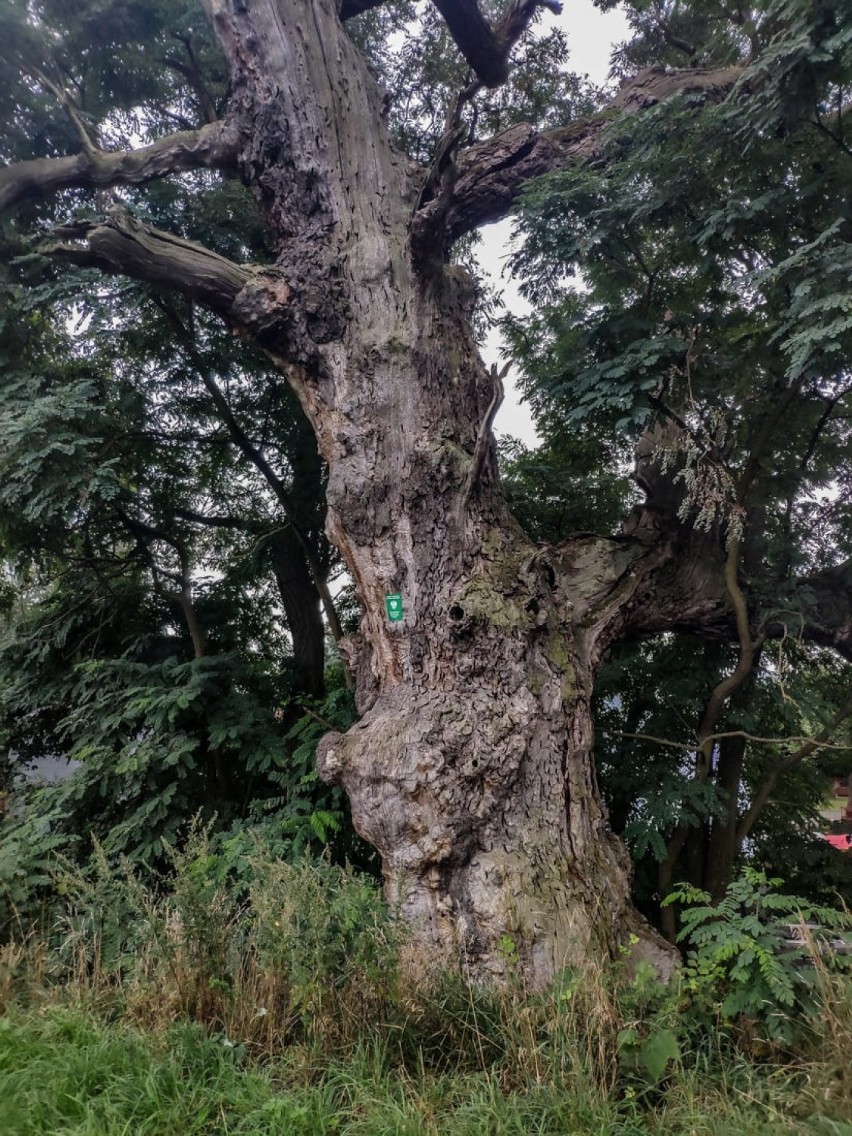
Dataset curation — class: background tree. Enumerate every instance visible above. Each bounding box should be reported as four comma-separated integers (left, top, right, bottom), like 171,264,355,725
0,117,354,864
503,0,852,931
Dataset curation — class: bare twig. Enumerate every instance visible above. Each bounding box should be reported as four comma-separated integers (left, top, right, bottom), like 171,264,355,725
607,728,852,754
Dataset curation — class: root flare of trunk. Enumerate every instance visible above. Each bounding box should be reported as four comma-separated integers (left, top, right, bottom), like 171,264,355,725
318,683,676,986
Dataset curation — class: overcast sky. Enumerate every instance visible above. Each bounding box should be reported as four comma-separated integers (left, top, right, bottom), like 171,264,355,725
481,0,631,446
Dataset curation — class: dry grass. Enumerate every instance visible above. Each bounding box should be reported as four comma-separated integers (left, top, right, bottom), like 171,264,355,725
1,833,850,1132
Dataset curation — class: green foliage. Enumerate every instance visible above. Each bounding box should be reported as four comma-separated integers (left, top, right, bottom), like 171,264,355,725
0,1000,838,1136
0,681,365,939
364,3,596,164
616,1018,681,1087
499,429,633,541
38,822,396,1043
667,868,852,1043
509,0,852,561
500,0,852,926
0,0,351,893
0,1009,339,1136
1,913,850,1133
3,647,279,859
590,633,852,924
0,110,349,889
0,799,73,935
0,829,850,1133
246,853,397,1031
0,0,228,166
1,0,851,1034
209,684,369,882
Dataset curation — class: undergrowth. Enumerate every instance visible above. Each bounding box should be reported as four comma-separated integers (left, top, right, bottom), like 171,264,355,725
0,828,850,1134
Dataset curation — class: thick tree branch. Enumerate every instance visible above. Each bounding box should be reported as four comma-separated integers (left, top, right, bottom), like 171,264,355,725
45,208,253,317
794,559,852,662
0,120,239,214
45,209,306,349
624,560,852,666
617,524,852,664
446,65,744,241
431,0,562,89
44,208,304,357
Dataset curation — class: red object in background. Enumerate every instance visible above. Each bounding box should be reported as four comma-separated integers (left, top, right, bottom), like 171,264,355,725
822,833,852,851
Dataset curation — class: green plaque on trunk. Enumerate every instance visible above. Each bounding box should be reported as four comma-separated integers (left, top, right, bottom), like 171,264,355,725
385,593,403,622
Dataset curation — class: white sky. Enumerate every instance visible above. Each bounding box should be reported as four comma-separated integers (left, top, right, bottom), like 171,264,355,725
479,0,631,446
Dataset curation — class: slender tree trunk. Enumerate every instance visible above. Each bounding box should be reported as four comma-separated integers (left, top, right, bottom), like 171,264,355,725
270,410,330,701
703,734,746,900
174,573,232,800
270,527,326,699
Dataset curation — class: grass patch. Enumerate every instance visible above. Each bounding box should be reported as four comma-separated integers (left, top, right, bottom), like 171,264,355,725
0,830,850,1134
0,1002,849,1135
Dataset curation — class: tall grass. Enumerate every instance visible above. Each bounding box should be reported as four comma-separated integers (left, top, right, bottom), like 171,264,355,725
0,827,850,1134
5,828,400,1055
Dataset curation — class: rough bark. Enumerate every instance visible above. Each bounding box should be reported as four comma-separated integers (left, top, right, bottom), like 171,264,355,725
46,210,255,320
187,0,683,981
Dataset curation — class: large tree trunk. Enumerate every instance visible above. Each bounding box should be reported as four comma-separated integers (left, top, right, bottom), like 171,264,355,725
198,0,675,982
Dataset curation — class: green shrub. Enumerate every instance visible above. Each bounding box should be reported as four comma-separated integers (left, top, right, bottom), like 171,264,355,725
246,852,399,1041
614,961,682,1089
666,868,852,1045
22,821,397,1049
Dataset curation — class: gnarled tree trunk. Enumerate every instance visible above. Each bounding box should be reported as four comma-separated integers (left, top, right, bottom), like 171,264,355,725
196,0,679,980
